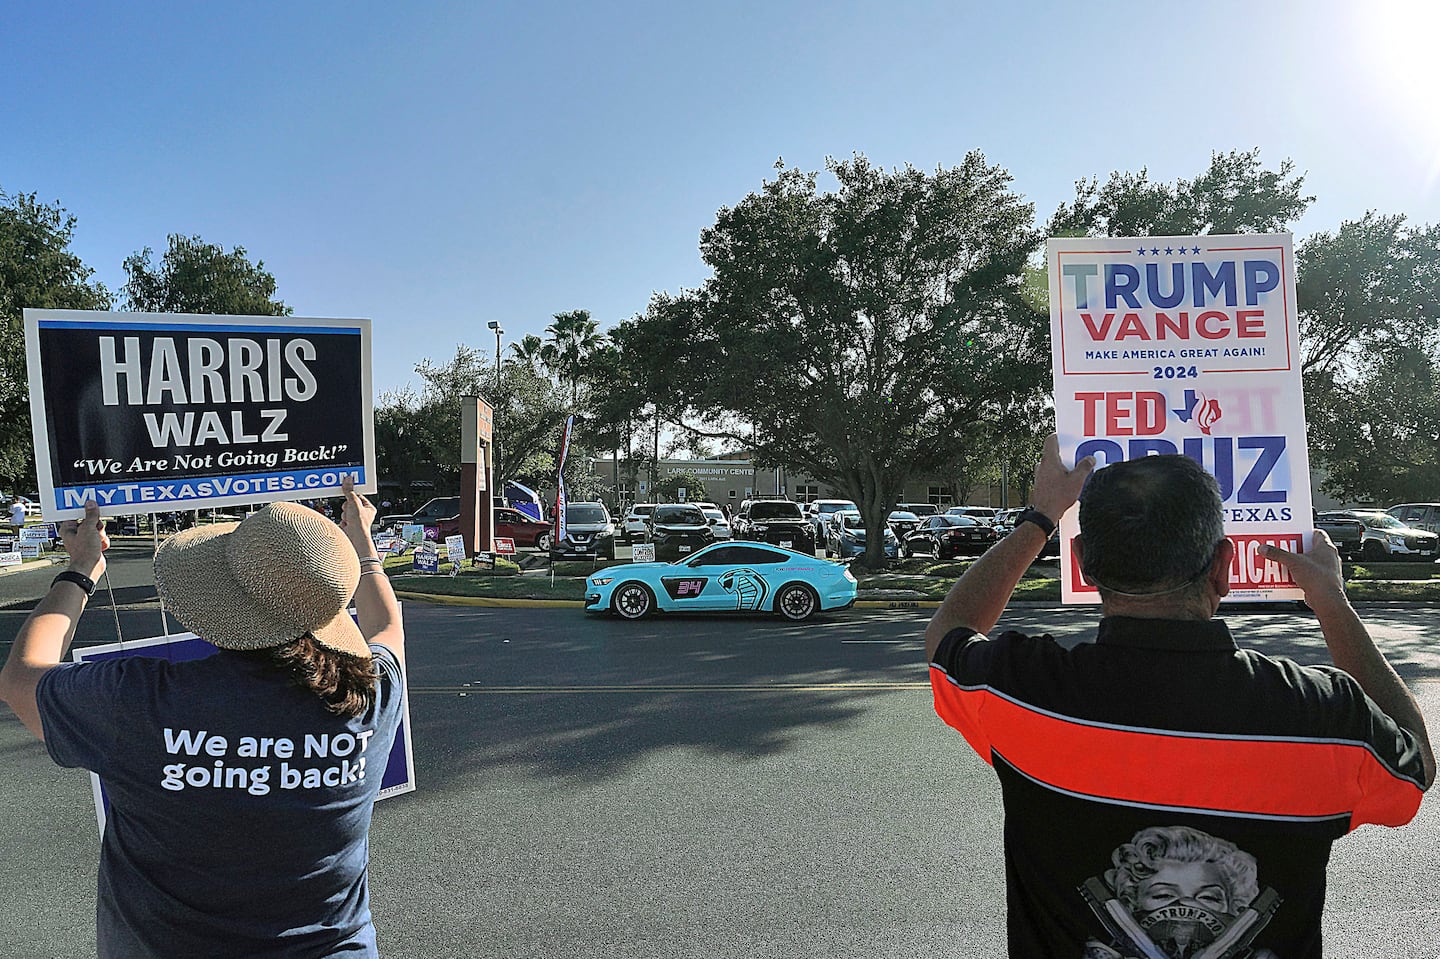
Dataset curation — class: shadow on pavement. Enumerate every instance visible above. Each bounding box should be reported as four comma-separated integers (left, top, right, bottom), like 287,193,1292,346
399,606,928,788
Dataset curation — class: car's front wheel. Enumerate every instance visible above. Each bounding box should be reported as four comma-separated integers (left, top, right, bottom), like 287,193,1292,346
535,531,552,552
611,582,655,620
1362,539,1388,562
775,582,819,622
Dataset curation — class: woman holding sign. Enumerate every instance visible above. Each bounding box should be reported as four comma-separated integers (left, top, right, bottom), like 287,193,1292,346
0,477,405,958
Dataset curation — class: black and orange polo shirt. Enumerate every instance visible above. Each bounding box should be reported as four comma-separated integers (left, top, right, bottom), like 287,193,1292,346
930,616,1426,959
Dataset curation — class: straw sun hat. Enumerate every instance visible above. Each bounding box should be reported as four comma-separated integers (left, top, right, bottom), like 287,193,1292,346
154,502,369,659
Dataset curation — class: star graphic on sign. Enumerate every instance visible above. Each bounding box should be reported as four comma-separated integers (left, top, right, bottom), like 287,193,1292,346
1137,247,1147,255
1192,246,1202,254
1151,247,1160,255
1164,246,1174,255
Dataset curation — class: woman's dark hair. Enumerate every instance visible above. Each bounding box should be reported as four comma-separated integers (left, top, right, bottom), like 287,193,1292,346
240,633,378,718
1078,454,1226,595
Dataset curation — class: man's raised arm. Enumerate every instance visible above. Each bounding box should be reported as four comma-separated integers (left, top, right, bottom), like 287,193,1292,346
924,435,1093,661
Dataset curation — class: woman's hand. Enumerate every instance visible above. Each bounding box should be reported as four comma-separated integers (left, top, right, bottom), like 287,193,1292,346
59,501,108,581
339,476,378,550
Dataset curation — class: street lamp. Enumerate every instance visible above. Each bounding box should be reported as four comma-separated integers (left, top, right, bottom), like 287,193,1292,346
486,321,504,387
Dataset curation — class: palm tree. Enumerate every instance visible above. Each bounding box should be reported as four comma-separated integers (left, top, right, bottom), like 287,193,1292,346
543,309,603,407
508,334,547,373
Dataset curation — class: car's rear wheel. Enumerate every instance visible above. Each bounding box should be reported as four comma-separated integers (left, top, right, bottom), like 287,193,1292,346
611,582,655,620
775,582,819,622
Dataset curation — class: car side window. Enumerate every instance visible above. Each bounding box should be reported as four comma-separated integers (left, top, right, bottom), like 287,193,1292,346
734,546,786,565
691,546,742,566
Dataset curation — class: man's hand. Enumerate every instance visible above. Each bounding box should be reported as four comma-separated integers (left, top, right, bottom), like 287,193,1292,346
1260,530,1346,609
1030,433,1096,523
58,501,108,581
924,434,1094,659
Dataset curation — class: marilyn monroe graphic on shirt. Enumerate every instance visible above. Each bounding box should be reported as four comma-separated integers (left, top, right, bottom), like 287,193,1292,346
1079,825,1282,959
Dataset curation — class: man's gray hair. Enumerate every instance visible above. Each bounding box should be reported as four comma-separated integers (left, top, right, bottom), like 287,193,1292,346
1078,454,1226,594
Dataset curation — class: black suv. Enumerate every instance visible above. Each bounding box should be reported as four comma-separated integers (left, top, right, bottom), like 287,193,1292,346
647,503,715,560
732,500,815,553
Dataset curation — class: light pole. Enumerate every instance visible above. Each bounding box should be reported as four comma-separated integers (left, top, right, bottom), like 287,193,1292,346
486,321,503,509
486,320,504,389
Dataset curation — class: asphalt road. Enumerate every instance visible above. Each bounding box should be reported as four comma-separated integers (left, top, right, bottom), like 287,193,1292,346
2,549,1439,957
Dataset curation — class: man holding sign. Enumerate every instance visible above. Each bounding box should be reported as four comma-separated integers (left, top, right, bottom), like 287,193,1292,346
923,436,1432,957
0,478,405,958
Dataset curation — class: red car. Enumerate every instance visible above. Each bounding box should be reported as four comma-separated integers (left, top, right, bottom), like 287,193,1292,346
495,506,551,550
408,498,551,550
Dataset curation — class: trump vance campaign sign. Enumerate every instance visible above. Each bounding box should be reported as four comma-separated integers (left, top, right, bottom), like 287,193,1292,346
1046,234,1313,603
24,310,376,520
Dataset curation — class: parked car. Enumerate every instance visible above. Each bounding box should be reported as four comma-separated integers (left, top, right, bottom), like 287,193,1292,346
1388,503,1440,535
647,503,716,560
495,506,552,550
896,502,940,518
887,509,922,540
902,514,999,559
804,498,859,538
584,541,857,622
1320,510,1439,562
945,506,998,525
700,506,732,540
551,502,617,560
993,508,1025,532
732,500,816,553
621,503,657,543
371,512,415,534
825,509,899,559
1314,514,1365,560
409,497,462,537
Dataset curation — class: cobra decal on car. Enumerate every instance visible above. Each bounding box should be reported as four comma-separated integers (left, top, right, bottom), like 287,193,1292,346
717,567,769,611
661,577,709,600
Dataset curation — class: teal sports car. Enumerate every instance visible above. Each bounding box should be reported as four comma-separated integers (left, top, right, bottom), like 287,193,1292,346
585,542,858,622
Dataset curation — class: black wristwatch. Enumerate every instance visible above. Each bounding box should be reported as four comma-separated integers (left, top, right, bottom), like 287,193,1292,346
1015,507,1056,537
52,570,97,597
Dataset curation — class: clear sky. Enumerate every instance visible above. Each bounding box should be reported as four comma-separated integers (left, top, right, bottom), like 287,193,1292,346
6,0,1438,395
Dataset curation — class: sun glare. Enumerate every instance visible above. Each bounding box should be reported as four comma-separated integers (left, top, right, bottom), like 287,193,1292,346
1350,0,1440,187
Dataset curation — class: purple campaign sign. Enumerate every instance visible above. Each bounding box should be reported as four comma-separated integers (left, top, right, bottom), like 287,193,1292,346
74,623,415,835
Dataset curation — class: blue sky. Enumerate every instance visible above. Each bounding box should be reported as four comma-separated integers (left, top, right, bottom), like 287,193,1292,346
6,0,1438,395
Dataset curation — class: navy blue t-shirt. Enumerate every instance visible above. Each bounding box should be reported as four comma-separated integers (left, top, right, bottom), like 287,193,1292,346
37,643,404,959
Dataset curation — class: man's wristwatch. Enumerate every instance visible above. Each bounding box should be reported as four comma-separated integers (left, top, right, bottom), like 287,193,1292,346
52,570,97,597
1014,507,1056,537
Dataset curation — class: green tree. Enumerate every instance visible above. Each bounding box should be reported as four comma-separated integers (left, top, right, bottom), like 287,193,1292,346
375,345,573,499
618,153,1047,564
1306,345,1440,502
540,309,603,408
508,333,547,372
1298,214,1440,500
653,469,714,504
1049,148,1312,238
0,189,113,487
1296,213,1440,375
123,234,290,315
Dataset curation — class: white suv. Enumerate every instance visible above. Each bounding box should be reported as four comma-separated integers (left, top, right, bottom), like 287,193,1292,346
622,503,657,543
805,498,858,538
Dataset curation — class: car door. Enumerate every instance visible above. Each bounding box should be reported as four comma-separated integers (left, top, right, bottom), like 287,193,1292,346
666,545,748,609
700,545,788,612
493,508,521,542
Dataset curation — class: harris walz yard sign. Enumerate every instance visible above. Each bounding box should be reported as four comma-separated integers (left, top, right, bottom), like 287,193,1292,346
24,310,376,520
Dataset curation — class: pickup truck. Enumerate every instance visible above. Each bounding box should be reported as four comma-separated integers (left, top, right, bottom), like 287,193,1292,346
1314,514,1365,560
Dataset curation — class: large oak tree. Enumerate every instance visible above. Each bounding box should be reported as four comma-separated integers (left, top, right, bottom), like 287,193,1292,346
616,153,1048,563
